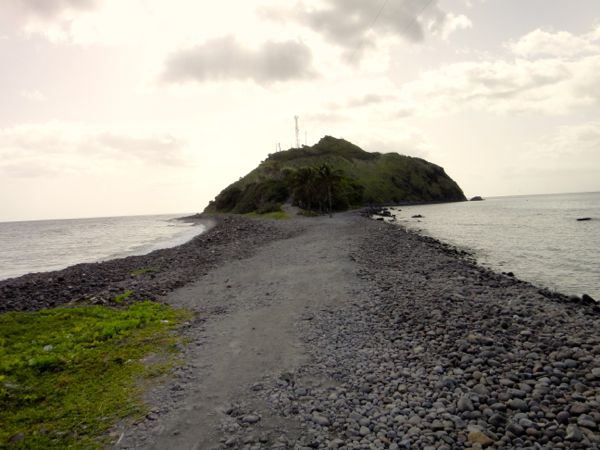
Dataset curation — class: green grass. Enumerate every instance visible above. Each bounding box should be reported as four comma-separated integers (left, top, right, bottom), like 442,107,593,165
129,268,157,277
0,302,190,449
112,290,134,304
245,210,289,220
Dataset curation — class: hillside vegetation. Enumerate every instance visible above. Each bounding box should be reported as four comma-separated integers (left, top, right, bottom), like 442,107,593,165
205,136,466,214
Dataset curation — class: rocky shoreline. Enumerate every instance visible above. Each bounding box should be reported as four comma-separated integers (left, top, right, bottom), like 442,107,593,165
2,212,599,449
0,215,295,313
194,215,600,449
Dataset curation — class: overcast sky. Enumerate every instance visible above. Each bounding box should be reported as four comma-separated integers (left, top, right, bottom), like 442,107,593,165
1,0,599,221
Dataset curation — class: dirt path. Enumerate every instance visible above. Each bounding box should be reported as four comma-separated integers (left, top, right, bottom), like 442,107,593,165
117,214,367,449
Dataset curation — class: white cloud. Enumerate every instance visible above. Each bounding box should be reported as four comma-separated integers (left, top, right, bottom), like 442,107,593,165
260,0,472,61
384,25,600,117
440,13,472,40
162,36,316,85
10,0,96,18
522,121,600,166
508,26,600,58
21,90,47,102
0,122,191,178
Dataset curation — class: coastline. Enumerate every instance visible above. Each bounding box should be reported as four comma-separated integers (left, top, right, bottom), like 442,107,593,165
111,212,598,449
2,212,599,448
0,215,293,313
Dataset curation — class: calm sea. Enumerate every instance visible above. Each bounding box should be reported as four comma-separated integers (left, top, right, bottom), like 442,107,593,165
0,214,206,281
388,192,600,300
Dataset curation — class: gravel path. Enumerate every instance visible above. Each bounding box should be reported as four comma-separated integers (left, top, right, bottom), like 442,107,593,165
114,213,599,449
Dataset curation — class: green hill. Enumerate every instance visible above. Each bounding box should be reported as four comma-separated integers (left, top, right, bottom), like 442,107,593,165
205,136,466,214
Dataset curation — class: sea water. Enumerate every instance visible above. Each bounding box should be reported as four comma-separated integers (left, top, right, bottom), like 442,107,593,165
387,192,600,300
0,214,206,280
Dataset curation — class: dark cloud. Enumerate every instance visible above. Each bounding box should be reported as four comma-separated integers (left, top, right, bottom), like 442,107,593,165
262,0,454,60
12,0,96,18
162,36,316,85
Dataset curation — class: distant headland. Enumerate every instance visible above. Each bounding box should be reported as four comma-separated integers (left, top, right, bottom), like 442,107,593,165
205,136,466,214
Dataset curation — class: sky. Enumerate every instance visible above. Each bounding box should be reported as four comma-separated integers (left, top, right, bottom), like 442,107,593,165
0,0,599,221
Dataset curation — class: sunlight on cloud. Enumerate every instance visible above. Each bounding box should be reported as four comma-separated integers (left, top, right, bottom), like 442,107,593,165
0,122,192,178
508,26,600,58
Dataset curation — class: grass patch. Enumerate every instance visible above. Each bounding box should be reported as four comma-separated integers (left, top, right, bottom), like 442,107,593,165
129,268,157,277
0,302,190,449
245,210,289,220
112,290,134,304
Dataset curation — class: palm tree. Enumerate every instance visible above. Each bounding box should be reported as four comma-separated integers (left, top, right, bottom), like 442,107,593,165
317,163,343,217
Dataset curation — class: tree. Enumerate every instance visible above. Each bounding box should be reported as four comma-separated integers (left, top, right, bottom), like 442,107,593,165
317,163,343,217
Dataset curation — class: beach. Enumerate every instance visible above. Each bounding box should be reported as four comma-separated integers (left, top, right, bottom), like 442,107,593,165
2,212,599,449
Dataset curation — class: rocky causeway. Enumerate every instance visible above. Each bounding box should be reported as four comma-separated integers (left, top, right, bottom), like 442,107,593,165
2,212,599,449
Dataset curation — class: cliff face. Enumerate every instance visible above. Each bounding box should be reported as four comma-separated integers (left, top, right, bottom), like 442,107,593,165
205,136,466,213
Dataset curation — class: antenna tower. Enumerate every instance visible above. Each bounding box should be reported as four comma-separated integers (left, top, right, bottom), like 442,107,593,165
294,116,300,148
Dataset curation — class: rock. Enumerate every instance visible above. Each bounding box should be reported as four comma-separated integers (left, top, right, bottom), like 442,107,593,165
468,431,494,447
577,414,597,429
508,399,528,411
556,411,570,424
470,196,484,201
507,423,525,436
313,414,331,427
457,395,474,412
566,424,583,441
576,217,591,221
591,368,600,379
570,403,589,415
242,414,261,424
359,426,370,437
488,414,506,427
412,215,424,219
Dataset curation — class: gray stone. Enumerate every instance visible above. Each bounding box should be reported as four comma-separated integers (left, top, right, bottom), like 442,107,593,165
577,414,597,429
313,414,331,427
566,424,583,441
457,395,474,412
242,414,261,424
508,399,528,411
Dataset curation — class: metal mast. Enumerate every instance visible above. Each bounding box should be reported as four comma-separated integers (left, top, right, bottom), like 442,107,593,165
294,116,300,148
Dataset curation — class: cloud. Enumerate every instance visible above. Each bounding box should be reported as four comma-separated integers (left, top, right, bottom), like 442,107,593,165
10,0,96,18
523,121,600,166
0,123,190,178
21,90,47,102
330,93,396,109
162,36,316,84
261,0,471,60
507,26,600,58
440,13,472,40
394,24,600,116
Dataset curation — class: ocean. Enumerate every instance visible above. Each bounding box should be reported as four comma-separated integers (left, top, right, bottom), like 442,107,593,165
0,214,207,281
387,191,599,300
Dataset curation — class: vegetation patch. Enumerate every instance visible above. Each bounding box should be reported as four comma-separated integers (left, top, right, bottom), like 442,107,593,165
0,302,190,449
245,210,289,220
129,268,157,277
112,290,134,304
